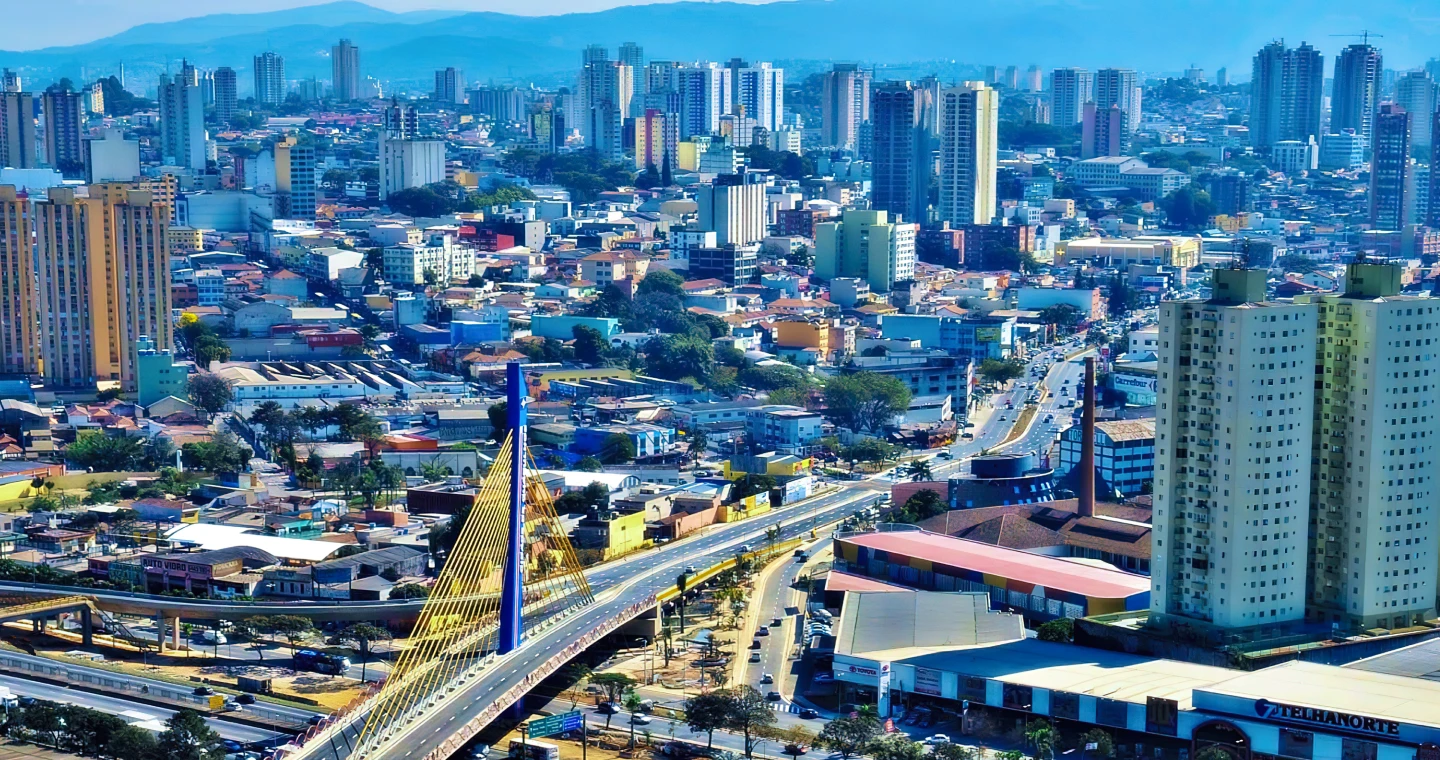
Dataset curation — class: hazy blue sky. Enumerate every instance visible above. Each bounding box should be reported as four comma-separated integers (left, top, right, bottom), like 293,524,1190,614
7,0,776,50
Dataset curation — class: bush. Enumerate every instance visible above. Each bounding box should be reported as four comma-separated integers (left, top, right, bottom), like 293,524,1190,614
1036,617,1074,643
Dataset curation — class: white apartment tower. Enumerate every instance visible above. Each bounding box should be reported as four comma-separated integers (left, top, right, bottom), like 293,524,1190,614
158,65,206,170
576,50,633,162
821,64,870,150
1152,268,1317,629
253,52,286,106
726,59,784,133
378,101,445,201
1049,67,1092,127
1301,263,1439,630
1094,67,1141,134
696,173,766,246
675,63,729,140
937,82,998,226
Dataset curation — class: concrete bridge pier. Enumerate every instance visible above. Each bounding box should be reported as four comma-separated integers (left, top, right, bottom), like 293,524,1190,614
80,607,93,647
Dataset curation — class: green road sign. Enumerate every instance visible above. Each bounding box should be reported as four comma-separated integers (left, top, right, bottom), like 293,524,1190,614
527,710,584,738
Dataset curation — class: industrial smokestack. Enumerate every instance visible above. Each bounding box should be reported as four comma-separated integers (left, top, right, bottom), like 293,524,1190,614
1079,356,1096,518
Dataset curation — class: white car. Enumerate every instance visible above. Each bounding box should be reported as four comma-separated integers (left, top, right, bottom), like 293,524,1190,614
630,714,652,725
923,735,951,745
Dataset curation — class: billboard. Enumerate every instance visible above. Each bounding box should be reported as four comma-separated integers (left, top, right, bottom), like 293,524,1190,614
974,327,1002,343
1112,372,1157,394
914,667,942,696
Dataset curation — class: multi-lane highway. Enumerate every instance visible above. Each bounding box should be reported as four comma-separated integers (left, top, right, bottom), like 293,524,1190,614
320,483,889,760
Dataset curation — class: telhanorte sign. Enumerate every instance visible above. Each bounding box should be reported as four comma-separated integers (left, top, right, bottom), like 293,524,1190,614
1254,698,1400,737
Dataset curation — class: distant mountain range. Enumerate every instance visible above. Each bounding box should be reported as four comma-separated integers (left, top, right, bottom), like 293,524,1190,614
3,0,1439,93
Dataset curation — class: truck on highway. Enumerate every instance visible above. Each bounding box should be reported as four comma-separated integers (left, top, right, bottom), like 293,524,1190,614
0,686,16,709
293,649,351,675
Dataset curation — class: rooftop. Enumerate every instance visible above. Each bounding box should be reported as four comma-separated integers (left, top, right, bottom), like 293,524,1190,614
835,590,1023,662
840,529,1150,599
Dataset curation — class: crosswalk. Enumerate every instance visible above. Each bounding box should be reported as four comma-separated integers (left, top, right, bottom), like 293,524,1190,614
766,701,803,713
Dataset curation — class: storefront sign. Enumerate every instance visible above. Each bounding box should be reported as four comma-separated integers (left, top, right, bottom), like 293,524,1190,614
1254,699,1401,737
1112,373,1157,393
846,662,890,678
914,667,942,696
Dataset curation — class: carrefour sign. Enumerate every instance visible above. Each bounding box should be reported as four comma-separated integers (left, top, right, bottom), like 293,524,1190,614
1112,373,1157,394
1254,698,1400,737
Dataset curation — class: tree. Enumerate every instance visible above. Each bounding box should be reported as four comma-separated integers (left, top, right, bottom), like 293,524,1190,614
488,401,509,442
823,372,912,434
263,615,315,659
904,460,933,482
181,431,253,474
1159,186,1217,230
930,744,977,760
1038,305,1084,329
644,334,715,382
61,704,127,756
339,623,392,682
637,268,685,299
108,724,161,760
573,324,608,365
1276,252,1322,274
1076,729,1115,758
391,583,430,599
386,186,454,217
1194,748,1234,760
816,715,881,759
66,433,144,472
623,689,645,747
1024,719,1058,760
158,709,225,760
576,456,604,472
684,692,732,750
600,433,637,464
977,359,1026,385
589,672,637,728
788,246,813,268
687,428,709,460
723,686,777,759
867,734,927,760
420,460,453,482
893,488,947,524
732,473,777,501
1036,617,1075,643
842,438,899,471
187,373,235,418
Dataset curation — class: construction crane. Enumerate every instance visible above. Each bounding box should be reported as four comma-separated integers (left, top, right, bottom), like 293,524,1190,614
1330,31,1385,46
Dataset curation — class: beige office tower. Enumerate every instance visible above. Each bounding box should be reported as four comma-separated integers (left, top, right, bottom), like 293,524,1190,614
1151,268,1317,629
34,185,171,390
0,186,37,374
93,184,173,391
1300,263,1440,630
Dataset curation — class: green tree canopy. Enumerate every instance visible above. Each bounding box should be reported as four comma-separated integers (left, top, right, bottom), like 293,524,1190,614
823,372,912,434
187,373,235,418
816,715,881,759
66,433,144,472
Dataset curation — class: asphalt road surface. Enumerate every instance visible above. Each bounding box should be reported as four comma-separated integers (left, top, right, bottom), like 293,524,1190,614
0,672,285,744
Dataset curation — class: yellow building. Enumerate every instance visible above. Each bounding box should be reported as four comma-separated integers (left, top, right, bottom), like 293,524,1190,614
677,141,703,171
1054,235,1201,269
168,226,204,252
0,186,38,375
717,494,773,523
528,367,632,394
577,509,649,560
773,320,829,355
35,185,172,390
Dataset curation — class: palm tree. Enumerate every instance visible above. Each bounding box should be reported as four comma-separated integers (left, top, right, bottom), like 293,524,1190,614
905,460,933,482
623,690,645,748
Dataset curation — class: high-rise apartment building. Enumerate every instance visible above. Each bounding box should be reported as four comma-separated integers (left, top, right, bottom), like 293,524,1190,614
332,39,361,102
814,209,917,293
40,87,84,173
0,92,37,169
1081,102,1128,158
471,86,528,123
635,109,677,174
0,186,37,375
158,66,205,170
1023,65,1043,93
1395,70,1438,150
1249,40,1324,150
1,70,19,93
870,81,935,225
696,173,766,247
618,42,644,115
1151,268,1317,629
1093,68,1141,134
1431,110,1440,227
1333,43,1383,149
213,67,237,124
575,48,633,161
1299,263,1439,629
1048,68,1092,127
821,64,871,150
937,82,998,227
275,139,317,220
1369,103,1411,230
34,185,171,389
84,81,104,116
378,102,445,201
725,59,784,133
674,62,728,140
434,68,465,105
253,52,286,106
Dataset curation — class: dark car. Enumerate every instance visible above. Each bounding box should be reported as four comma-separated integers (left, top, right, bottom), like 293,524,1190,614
193,686,215,696
597,703,620,715
771,617,782,626
223,740,244,753
756,627,769,636
307,715,325,726
800,709,820,719
766,691,782,702
236,694,256,705
749,639,762,649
